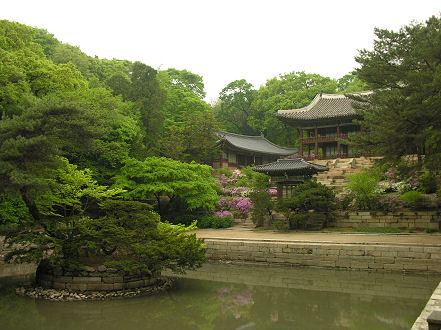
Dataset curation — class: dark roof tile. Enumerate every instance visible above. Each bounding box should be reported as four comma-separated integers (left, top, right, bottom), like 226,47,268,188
253,158,328,174
275,92,371,122
217,131,297,156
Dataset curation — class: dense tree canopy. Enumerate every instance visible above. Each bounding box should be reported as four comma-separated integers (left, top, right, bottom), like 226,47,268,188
351,15,441,171
0,20,208,275
115,157,219,215
215,79,258,136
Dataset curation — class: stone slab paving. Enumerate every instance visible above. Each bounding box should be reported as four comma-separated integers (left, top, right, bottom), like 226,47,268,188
412,281,441,329
194,226,441,246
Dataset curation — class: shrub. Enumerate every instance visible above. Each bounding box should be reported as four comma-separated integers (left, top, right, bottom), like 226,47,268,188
379,194,404,212
399,191,431,210
218,167,233,178
248,172,274,227
418,173,438,194
346,170,382,210
197,214,233,229
272,219,289,231
336,194,352,210
277,181,337,229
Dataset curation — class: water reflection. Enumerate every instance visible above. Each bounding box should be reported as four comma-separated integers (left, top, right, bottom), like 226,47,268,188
0,264,439,330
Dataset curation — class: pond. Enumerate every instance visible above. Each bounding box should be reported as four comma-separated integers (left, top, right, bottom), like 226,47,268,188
0,263,439,330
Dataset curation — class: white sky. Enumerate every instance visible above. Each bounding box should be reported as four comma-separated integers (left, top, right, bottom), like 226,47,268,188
2,0,440,102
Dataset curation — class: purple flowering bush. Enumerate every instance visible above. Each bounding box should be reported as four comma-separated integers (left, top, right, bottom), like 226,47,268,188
379,194,404,212
216,169,254,219
216,168,277,224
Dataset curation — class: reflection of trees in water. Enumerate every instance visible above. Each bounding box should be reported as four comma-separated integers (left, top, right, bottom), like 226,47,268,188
0,284,42,330
0,269,436,330
248,286,422,329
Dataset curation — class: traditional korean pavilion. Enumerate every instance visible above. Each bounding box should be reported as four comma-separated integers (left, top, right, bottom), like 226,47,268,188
212,131,297,170
253,158,328,199
275,92,371,160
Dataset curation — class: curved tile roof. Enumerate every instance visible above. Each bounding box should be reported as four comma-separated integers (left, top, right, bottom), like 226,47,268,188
253,158,328,175
217,131,297,156
275,91,371,122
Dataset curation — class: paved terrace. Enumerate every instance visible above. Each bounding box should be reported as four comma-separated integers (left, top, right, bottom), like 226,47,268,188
194,226,441,246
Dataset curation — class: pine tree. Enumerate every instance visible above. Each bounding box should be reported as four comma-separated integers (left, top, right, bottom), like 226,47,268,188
351,15,441,171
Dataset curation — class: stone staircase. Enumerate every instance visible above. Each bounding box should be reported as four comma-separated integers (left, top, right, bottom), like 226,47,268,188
310,157,379,193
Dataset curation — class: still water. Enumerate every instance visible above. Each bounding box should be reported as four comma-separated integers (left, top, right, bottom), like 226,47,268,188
0,263,439,330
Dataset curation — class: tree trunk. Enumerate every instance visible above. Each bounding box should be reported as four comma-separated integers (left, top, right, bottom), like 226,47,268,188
20,186,40,222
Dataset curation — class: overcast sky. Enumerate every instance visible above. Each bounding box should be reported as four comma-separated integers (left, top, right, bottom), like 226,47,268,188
2,1,440,102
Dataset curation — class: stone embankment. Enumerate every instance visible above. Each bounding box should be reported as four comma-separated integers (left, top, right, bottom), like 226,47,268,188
204,237,441,274
332,211,441,231
412,281,441,329
0,236,36,284
16,278,173,301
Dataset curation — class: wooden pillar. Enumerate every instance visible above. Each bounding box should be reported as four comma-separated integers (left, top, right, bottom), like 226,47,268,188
219,152,223,167
337,125,341,157
300,129,303,156
277,183,282,200
314,126,318,156
360,125,364,135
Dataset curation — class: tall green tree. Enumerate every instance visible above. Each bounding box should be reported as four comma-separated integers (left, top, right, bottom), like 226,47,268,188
159,112,219,164
0,97,110,222
215,79,258,135
158,68,211,130
128,62,166,155
250,71,338,146
351,15,441,171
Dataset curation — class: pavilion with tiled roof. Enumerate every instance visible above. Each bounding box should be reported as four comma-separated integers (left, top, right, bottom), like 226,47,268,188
212,131,297,169
253,158,328,199
275,91,371,160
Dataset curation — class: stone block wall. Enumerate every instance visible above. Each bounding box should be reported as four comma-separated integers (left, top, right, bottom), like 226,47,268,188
0,236,37,283
38,271,159,292
332,211,440,230
205,238,441,274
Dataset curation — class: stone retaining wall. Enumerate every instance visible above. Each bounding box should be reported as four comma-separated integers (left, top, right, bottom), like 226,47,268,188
0,236,37,284
205,238,441,274
38,273,159,291
412,281,441,329
165,263,436,300
332,211,440,230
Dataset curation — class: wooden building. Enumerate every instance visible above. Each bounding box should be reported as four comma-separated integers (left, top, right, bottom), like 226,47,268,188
212,131,297,170
275,92,370,160
253,158,328,199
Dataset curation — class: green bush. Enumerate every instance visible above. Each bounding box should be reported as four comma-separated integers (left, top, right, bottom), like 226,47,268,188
346,170,382,210
276,181,337,230
399,191,430,210
0,194,33,231
197,214,233,229
418,173,438,194
218,167,233,178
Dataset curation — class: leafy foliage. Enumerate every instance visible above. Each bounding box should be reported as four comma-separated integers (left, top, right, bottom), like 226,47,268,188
36,157,124,217
6,200,206,275
0,194,32,230
351,15,441,172
115,157,219,215
399,191,432,210
196,214,233,229
277,181,337,229
345,169,383,210
215,79,258,136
